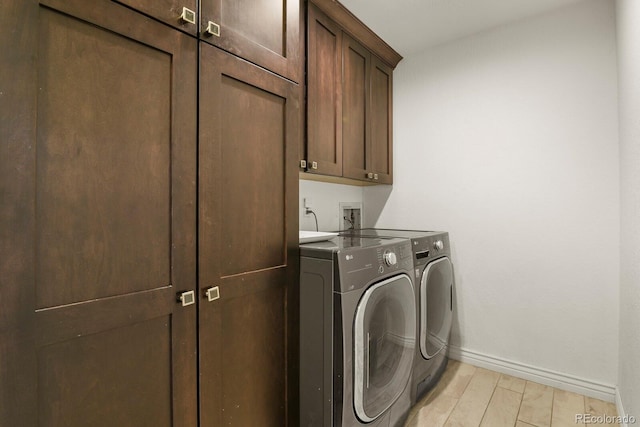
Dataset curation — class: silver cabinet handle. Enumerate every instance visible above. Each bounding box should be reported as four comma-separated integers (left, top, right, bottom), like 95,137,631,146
178,290,195,307
373,173,379,180
180,7,196,25
367,172,373,179
205,286,220,302
205,21,221,37
311,161,318,170
300,160,307,169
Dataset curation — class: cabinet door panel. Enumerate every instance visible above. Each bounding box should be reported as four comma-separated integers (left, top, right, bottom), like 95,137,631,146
201,0,301,82
36,6,172,307
38,317,172,426
342,34,370,181
0,1,197,425
370,56,393,184
114,0,198,36
199,44,299,427
217,75,286,275
306,4,342,176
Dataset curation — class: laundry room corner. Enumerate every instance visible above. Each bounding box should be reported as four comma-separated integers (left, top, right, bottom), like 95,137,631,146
363,0,621,399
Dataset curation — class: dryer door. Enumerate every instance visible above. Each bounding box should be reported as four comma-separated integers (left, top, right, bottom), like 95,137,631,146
420,257,453,359
353,274,416,422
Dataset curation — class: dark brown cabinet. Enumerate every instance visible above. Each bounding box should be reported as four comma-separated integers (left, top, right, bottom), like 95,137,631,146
200,0,302,83
306,4,343,177
114,0,199,36
1,0,197,425
368,56,393,184
113,0,302,83
341,33,370,181
0,0,298,425
198,43,299,426
304,1,399,185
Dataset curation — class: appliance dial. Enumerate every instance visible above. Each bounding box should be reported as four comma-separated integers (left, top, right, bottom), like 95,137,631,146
383,251,397,266
434,240,444,251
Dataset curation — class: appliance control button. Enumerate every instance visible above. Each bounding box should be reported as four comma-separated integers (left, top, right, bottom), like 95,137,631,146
434,240,444,251
383,251,397,266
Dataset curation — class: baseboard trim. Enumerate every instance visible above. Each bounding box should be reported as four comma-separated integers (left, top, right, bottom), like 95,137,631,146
615,387,632,427
448,345,616,402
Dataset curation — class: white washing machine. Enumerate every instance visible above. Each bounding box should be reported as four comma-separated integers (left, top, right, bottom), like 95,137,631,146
338,229,454,403
300,236,416,426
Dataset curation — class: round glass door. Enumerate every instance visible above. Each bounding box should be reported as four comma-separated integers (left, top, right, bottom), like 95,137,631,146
353,274,416,422
420,257,453,359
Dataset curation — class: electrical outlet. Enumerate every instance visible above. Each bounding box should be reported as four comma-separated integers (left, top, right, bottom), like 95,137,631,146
303,198,313,216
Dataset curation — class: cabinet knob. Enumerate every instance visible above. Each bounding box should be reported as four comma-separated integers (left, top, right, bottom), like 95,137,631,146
373,173,379,180
178,290,196,307
204,21,221,37
205,286,220,302
180,7,196,25
311,161,318,170
300,160,307,169
367,172,373,179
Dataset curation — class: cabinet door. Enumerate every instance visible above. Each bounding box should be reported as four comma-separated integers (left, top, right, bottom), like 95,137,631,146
113,0,199,36
370,56,393,184
342,33,371,181
199,44,300,427
0,0,198,425
200,0,301,82
306,4,343,176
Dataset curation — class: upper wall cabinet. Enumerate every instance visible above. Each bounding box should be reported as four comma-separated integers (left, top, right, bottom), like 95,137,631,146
113,0,302,82
200,0,302,82
304,0,400,185
341,33,370,182
306,4,343,177
368,56,393,184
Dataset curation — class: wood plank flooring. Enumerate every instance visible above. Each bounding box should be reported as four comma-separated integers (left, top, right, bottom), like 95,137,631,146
404,360,619,427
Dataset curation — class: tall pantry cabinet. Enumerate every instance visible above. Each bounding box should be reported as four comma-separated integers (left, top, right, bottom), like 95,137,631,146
0,0,300,426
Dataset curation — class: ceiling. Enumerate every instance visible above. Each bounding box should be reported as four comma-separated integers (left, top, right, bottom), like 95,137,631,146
338,0,588,56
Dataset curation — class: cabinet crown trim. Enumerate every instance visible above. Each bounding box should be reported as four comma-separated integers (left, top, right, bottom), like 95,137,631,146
309,0,402,68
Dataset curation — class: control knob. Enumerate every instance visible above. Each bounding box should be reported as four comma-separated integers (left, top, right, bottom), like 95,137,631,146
434,240,444,251
383,251,397,266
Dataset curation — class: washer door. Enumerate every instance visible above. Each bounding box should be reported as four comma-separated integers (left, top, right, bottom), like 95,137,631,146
420,257,453,359
353,274,416,422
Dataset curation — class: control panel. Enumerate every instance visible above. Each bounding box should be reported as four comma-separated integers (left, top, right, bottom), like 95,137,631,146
337,239,414,292
374,243,411,274
411,233,450,267
383,250,398,266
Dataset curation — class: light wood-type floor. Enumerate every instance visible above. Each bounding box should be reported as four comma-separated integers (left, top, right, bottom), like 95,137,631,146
404,360,619,427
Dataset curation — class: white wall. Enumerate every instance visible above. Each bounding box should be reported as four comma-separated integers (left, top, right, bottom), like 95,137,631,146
616,0,640,420
299,179,364,231
366,0,620,390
